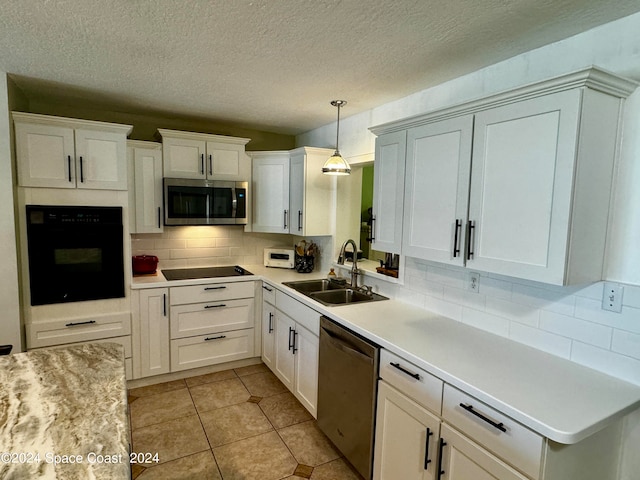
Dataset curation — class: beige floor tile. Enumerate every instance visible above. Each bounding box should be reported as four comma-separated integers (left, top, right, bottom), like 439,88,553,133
137,450,222,480
200,402,273,447
185,369,237,388
130,387,196,430
132,415,210,465
213,430,297,480
259,392,313,428
129,379,186,398
234,363,269,377
278,421,340,467
190,378,251,413
310,458,364,479
239,371,288,397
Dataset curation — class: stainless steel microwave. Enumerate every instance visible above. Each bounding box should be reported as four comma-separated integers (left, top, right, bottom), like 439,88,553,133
163,178,248,226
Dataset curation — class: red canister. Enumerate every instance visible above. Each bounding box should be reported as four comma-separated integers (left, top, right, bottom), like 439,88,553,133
132,255,159,275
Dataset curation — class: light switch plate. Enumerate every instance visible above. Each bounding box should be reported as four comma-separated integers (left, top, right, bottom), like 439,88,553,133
602,282,623,313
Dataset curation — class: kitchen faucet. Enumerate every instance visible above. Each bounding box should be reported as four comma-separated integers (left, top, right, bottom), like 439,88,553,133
337,239,361,289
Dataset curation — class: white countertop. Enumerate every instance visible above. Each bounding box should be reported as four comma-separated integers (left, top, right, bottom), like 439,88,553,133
132,264,640,444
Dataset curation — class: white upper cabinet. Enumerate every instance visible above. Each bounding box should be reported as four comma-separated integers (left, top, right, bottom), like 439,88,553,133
14,112,131,190
371,67,638,285
127,140,163,234
402,116,473,265
372,130,406,254
158,129,251,181
251,151,291,233
289,147,335,237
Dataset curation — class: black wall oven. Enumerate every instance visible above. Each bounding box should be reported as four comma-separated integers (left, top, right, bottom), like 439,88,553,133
26,205,125,306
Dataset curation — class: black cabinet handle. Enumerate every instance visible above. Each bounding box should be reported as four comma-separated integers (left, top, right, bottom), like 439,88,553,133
204,335,226,341
204,304,226,309
298,210,302,231
157,207,161,228
67,155,72,182
263,285,273,292
163,293,167,317
453,219,462,257
437,438,447,479
292,330,298,354
65,320,96,327
268,312,274,333
79,156,84,182
390,361,421,380
283,210,288,229
466,220,475,260
204,286,227,291
366,216,376,242
208,154,213,176
200,153,205,175
424,427,434,470
459,403,507,432
288,327,294,351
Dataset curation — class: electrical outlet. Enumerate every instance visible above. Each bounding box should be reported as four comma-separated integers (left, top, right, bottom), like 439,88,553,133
602,282,623,313
468,272,480,293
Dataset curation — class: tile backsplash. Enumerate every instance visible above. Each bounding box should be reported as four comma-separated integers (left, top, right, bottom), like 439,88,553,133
393,257,640,386
131,227,334,273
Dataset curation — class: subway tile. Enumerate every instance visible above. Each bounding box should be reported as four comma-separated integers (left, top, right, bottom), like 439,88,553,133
571,342,640,386
424,297,463,321
572,282,604,300
444,286,486,310
186,238,216,248
131,238,156,250
155,238,187,249
612,330,640,360
512,283,576,316
622,284,640,308
406,277,444,299
394,289,427,308
478,275,513,300
574,297,640,334
426,265,465,289
461,307,510,338
485,297,540,327
508,322,572,359
170,247,230,259
539,310,612,349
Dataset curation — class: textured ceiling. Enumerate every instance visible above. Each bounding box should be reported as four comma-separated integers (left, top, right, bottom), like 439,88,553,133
2,0,640,135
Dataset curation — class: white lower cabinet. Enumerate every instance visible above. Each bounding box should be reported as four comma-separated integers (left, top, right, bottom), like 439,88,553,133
265,288,320,417
261,282,277,369
170,329,255,372
374,349,624,480
136,288,170,378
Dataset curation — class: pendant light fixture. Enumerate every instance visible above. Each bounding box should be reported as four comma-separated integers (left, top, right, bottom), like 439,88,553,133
322,100,351,175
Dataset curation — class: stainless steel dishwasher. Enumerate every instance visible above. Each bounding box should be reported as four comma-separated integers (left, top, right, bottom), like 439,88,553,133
317,316,379,480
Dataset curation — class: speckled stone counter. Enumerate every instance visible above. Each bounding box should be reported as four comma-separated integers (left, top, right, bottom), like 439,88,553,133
0,343,130,479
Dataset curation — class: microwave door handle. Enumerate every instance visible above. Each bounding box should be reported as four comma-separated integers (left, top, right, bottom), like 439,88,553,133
232,187,238,219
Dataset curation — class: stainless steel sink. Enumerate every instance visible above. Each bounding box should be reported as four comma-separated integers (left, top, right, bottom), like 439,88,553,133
283,279,388,306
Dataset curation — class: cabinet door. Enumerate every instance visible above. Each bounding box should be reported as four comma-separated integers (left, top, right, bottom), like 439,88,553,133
262,301,276,369
373,130,407,254
139,288,170,378
15,122,76,188
403,116,473,265
206,141,250,180
467,90,582,284
163,137,207,179
74,129,127,190
251,153,290,233
274,312,296,390
293,324,319,417
439,424,528,480
289,153,305,235
374,381,441,480
131,146,163,233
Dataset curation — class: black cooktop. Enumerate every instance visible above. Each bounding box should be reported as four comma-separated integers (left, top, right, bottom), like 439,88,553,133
161,265,253,281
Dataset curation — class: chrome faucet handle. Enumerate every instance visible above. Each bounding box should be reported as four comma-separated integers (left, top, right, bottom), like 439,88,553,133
358,284,374,296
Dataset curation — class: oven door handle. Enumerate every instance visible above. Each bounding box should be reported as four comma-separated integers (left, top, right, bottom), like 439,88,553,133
321,326,373,364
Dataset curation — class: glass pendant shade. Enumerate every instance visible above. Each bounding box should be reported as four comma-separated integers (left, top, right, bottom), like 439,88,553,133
322,100,351,175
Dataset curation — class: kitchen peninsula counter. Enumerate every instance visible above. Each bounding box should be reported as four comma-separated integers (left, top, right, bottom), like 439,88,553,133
0,343,130,480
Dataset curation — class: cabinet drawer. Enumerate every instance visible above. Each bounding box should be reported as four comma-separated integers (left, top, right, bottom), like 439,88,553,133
442,385,543,479
26,312,131,348
170,328,255,372
262,281,276,305
170,281,255,305
276,290,320,335
379,349,443,415
170,298,254,339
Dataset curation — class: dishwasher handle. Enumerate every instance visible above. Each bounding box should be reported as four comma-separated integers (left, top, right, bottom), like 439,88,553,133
321,326,373,365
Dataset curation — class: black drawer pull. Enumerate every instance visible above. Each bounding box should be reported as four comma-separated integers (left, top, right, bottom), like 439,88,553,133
204,304,226,309
263,285,273,292
204,286,227,291
459,403,507,432
268,312,274,333
65,320,96,327
390,362,420,380
204,335,226,341
67,155,72,182
453,219,462,257
437,438,447,479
